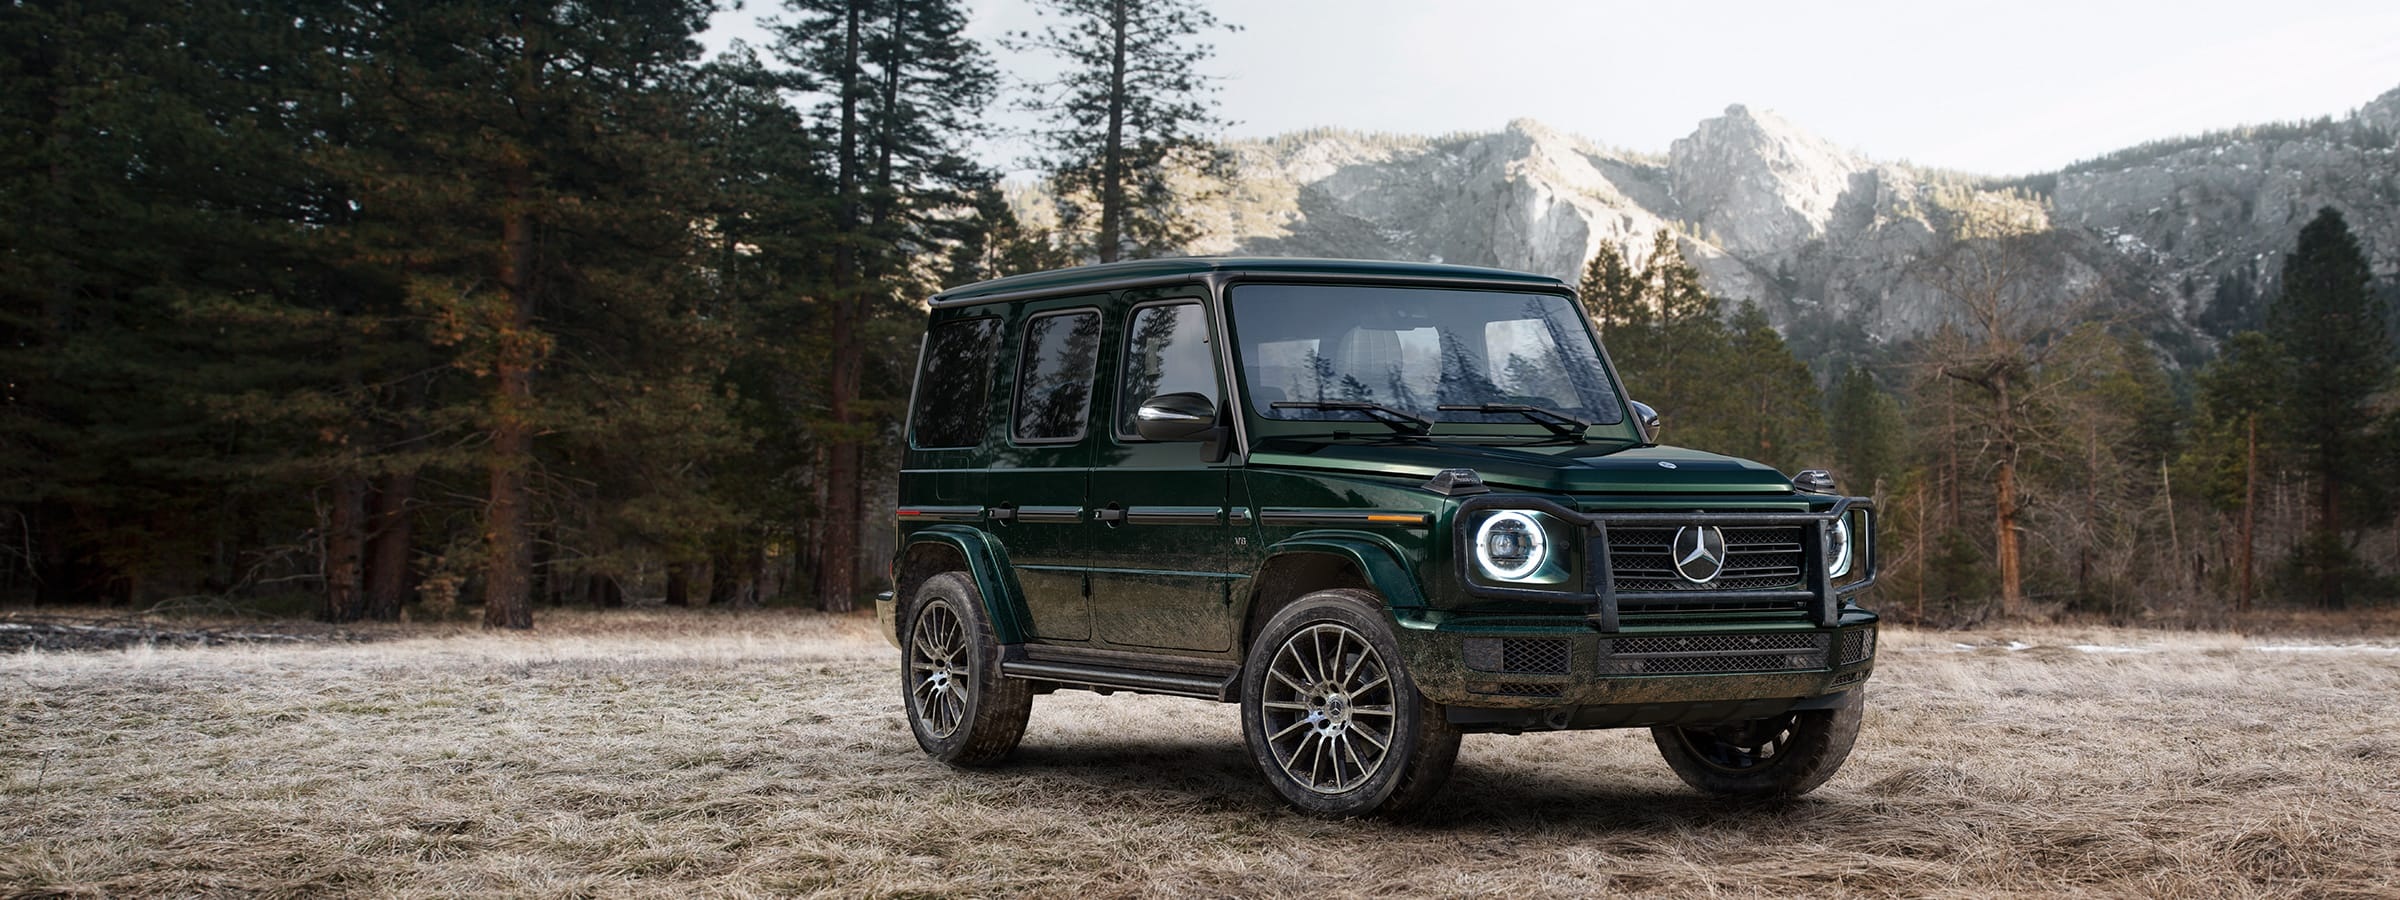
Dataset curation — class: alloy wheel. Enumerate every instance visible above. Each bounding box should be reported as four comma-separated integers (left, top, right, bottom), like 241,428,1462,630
1258,622,1396,794
1678,713,1805,772
908,600,971,739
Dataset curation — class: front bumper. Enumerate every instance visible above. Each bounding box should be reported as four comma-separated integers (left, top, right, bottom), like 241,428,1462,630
1393,608,1878,732
1453,493,1877,632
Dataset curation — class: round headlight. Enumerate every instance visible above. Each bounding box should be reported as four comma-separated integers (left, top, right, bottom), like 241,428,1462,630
1474,511,1548,582
1826,515,1854,579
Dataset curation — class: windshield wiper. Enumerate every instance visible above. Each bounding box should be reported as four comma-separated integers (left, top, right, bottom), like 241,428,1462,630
1271,400,1432,435
1436,403,1591,439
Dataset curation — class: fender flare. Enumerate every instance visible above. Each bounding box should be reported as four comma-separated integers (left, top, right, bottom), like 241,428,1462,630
1249,530,1428,611
896,525,1032,644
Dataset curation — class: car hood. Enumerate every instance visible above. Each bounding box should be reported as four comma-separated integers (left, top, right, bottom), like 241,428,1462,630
1247,438,1796,495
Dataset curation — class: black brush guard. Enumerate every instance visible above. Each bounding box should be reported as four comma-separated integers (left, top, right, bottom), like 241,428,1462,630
1452,494,1879,632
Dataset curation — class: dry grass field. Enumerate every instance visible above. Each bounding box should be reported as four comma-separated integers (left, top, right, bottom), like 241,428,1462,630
5,609,2400,899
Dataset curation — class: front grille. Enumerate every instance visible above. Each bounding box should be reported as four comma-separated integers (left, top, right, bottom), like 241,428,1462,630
1596,633,1829,675
1463,637,1571,675
1607,525,1807,596
1839,628,1876,665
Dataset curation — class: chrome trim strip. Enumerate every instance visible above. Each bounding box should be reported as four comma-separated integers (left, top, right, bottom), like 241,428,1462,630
895,505,984,523
1257,509,1433,527
1013,505,1083,524
1126,506,1223,525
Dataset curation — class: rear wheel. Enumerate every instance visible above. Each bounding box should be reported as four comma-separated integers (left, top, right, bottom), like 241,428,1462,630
901,572,1031,766
1651,689,1862,798
1239,589,1459,817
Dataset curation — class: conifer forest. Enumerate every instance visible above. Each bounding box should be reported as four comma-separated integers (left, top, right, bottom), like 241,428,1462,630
3,1,2396,629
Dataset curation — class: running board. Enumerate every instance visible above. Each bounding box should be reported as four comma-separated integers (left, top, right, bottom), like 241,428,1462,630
999,659,1234,701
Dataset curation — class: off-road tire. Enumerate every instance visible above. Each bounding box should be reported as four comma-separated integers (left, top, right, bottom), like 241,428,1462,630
901,572,1032,766
1651,688,1863,799
1239,588,1460,817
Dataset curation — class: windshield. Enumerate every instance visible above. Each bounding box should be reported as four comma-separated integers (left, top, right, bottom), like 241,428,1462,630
1228,283,1625,428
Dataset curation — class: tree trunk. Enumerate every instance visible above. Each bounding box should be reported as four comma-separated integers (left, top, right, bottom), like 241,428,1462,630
2319,451,2343,610
742,543,768,609
2238,415,2255,615
710,550,738,606
1913,479,1926,624
2078,423,2096,602
1942,387,1960,533
820,429,862,612
1995,455,2022,617
1993,375,2023,618
483,173,536,631
665,562,690,607
813,0,866,615
1096,0,1129,262
32,502,71,606
363,471,415,621
323,476,368,622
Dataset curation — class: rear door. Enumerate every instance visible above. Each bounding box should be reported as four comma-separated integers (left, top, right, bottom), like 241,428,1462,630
988,297,1106,642
1085,292,1243,653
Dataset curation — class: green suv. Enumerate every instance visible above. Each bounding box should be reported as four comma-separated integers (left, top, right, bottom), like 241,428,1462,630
880,257,1877,816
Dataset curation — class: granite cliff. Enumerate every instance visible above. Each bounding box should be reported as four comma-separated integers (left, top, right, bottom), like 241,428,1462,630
1130,84,2400,363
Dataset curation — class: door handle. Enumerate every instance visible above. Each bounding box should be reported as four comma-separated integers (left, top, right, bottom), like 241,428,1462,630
1093,505,1126,524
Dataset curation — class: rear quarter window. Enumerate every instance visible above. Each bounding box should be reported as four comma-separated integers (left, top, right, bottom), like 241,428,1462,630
910,317,1002,449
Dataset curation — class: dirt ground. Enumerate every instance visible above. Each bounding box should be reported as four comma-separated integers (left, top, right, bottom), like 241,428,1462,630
4,608,2399,899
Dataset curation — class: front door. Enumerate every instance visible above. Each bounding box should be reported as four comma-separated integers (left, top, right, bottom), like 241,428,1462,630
1085,294,1243,653
988,297,1106,642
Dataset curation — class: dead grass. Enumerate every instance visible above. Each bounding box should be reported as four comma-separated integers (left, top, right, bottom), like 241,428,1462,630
5,610,2399,898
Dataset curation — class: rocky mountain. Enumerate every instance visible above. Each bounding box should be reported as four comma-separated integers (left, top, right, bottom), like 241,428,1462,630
1134,84,2400,366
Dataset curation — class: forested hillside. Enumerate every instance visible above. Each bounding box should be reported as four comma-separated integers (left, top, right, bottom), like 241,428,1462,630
2,2,2392,626
0,0,1219,626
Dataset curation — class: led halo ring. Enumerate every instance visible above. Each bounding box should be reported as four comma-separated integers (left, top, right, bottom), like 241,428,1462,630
1473,510,1549,582
1827,514,1855,579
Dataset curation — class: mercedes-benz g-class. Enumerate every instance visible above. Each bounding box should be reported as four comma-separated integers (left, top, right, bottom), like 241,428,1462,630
880,258,1877,816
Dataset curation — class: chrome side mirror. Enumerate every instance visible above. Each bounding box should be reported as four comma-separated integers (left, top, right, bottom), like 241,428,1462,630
1630,400,1661,441
1135,392,1218,441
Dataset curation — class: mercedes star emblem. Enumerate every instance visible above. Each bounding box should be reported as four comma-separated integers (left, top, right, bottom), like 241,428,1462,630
1672,525,1727,583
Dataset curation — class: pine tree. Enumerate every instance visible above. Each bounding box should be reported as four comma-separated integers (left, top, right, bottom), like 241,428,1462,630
945,184,1075,284
773,0,998,612
326,0,725,628
1577,241,1647,336
0,0,374,608
1010,0,1235,261
1828,364,1904,495
1720,303,1829,474
2263,207,2392,607
1915,225,2080,619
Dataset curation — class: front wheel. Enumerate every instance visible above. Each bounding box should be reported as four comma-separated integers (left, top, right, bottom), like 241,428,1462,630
1651,689,1863,799
1238,589,1459,817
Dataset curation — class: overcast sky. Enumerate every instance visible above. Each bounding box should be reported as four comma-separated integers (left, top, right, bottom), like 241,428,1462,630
703,0,2400,177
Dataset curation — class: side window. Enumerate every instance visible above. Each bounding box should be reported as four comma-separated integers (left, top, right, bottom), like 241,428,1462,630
1011,309,1102,443
910,317,1002,449
1114,301,1218,438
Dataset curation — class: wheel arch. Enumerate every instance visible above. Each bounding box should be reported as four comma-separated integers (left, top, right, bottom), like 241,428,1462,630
895,525,1031,644
1239,532,1426,660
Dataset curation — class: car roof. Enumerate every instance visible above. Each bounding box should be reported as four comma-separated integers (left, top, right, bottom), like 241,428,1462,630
930,257,1569,306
